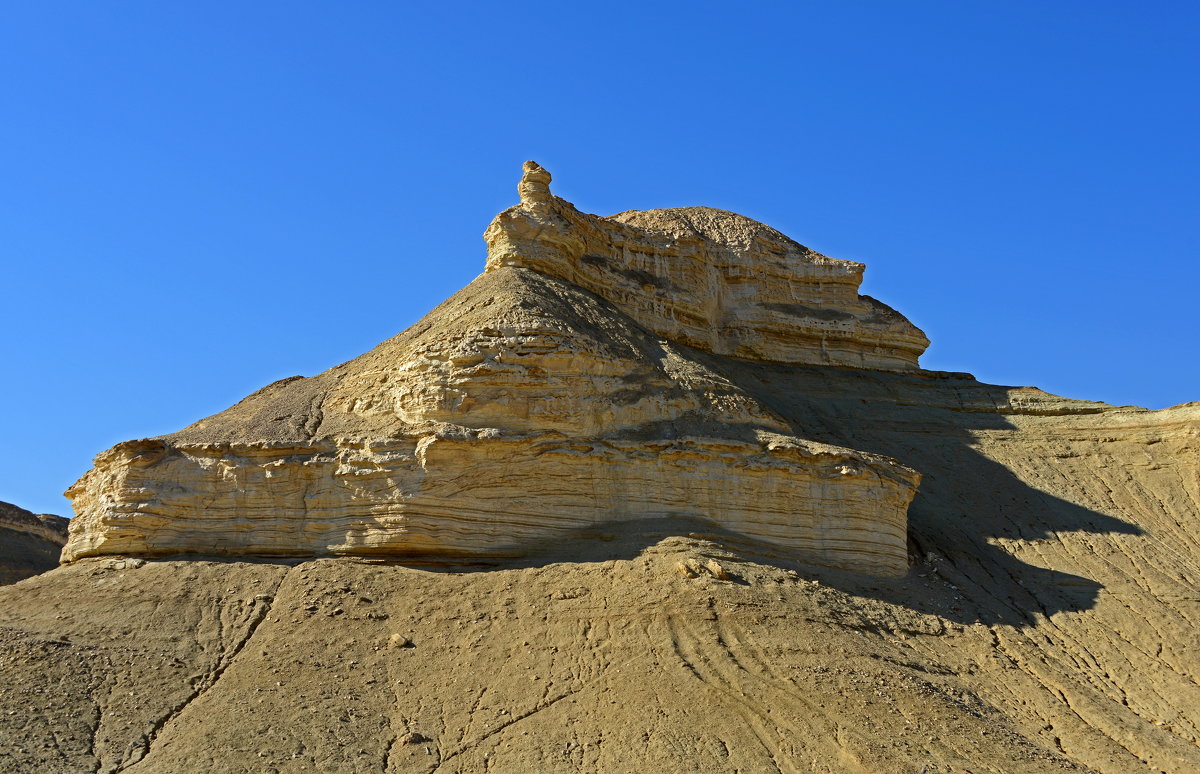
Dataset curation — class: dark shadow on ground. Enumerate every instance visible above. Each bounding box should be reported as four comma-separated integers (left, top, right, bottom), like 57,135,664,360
707,358,1143,628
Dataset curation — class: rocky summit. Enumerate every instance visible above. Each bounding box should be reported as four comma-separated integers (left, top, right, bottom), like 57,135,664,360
61,161,928,577
1,164,1198,774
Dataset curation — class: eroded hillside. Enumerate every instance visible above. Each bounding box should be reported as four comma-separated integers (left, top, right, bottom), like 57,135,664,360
1,164,1196,773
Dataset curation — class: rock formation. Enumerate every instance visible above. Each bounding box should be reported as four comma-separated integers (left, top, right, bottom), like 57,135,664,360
0,501,67,585
3,375,1198,772
62,162,928,577
3,163,1197,773
486,162,929,370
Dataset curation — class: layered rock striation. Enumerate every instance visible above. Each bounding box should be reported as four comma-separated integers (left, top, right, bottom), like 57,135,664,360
486,162,929,370
9,164,1200,774
62,163,928,576
8,375,1199,774
0,501,67,585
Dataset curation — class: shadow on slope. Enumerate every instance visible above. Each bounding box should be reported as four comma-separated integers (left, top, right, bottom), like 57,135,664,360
397,359,1142,630
392,502,1118,631
710,360,1144,629
0,528,66,586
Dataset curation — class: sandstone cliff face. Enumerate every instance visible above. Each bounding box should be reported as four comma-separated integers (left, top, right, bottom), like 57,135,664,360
0,501,67,585
62,165,929,576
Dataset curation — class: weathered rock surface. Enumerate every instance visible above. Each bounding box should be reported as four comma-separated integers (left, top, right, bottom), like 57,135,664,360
2,163,1199,773
62,165,928,576
0,501,67,585
2,373,1196,773
485,162,929,370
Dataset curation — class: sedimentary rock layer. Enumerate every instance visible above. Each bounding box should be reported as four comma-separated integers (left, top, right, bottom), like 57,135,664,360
5,373,1197,773
63,433,913,573
0,502,67,547
485,162,929,369
64,261,920,575
10,163,1200,773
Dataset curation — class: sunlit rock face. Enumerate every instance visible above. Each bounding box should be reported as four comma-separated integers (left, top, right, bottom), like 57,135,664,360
485,161,929,370
63,163,928,576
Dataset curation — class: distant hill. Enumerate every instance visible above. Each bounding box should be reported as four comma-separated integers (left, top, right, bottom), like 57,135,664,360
0,501,66,586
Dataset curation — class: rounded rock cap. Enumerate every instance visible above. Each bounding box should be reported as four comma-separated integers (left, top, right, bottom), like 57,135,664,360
519,160,552,203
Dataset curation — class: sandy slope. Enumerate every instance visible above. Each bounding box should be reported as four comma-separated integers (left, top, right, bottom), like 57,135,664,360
1,366,1196,773
0,548,1084,774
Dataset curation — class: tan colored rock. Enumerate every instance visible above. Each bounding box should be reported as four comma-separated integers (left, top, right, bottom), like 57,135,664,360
676,557,732,581
64,428,915,576
62,166,927,577
0,501,67,585
2,164,1198,772
704,558,730,580
485,161,929,370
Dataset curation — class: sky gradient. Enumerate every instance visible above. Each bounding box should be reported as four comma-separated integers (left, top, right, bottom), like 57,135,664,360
3,2,1197,516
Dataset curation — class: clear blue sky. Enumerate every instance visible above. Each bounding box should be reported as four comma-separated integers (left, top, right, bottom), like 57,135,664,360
3,2,1197,516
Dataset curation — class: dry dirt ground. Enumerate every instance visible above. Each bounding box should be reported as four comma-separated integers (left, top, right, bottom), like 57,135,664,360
0,547,1093,774
1,367,1197,773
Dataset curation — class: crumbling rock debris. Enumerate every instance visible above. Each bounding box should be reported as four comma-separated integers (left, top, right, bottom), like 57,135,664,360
704,560,730,581
676,558,732,581
398,731,430,745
